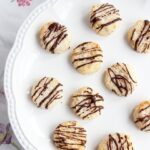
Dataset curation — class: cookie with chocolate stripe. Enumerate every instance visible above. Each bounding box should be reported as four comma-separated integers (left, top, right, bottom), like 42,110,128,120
98,133,134,150
71,42,103,74
70,87,104,120
133,101,150,132
31,77,63,109
39,22,71,54
53,121,87,150
104,63,137,96
127,20,150,53
90,3,122,36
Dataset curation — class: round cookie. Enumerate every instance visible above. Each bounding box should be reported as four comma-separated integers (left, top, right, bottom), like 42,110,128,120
104,63,137,96
31,77,63,109
133,101,150,132
71,42,103,74
90,3,122,36
98,133,134,150
39,22,71,54
70,87,104,120
53,121,87,150
127,20,150,53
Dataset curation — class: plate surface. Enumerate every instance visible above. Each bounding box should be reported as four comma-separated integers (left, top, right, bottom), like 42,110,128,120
4,0,150,149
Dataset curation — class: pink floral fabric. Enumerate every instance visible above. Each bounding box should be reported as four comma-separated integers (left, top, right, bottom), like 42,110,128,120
12,0,32,6
17,0,32,6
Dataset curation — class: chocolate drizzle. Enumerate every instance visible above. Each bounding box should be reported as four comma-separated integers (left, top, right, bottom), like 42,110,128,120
131,20,150,52
53,121,86,150
71,87,104,119
134,101,150,131
90,3,121,32
42,22,68,53
139,104,150,113
72,42,103,70
96,18,121,31
107,63,137,96
31,77,53,100
31,77,63,109
106,133,133,150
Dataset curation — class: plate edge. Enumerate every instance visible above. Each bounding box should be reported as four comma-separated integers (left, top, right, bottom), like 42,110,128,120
4,0,57,150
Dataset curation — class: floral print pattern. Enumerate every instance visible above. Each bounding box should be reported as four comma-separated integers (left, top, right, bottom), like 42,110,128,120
0,123,20,149
0,123,12,145
12,0,32,6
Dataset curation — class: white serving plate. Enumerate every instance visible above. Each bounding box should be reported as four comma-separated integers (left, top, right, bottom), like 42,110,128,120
4,0,150,149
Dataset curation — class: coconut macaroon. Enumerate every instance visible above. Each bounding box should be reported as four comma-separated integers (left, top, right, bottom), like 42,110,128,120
70,87,104,120
71,42,103,75
53,121,87,150
127,20,150,53
133,101,150,132
39,22,71,54
104,63,137,96
98,133,134,150
90,3,122,36
31,77,63,109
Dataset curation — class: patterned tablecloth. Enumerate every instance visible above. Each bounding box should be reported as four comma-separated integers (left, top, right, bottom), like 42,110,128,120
0,1,43,149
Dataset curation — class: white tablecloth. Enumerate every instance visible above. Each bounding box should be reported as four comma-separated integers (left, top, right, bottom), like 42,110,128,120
0,1,43,149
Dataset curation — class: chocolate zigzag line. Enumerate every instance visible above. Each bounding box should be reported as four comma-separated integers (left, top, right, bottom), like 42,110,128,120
43,22,68,53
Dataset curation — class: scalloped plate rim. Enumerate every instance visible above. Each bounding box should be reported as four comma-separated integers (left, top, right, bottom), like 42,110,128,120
4,1,57,149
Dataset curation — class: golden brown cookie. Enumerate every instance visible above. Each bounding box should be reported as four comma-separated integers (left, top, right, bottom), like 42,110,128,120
31,77,63,109
127,20,150,53
39,22,71,54
71,42,103,74
98,133,134,150
90,3,122,36
70,87,104,120
133,101,150,132
53,121,87,150
104,63,137,96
